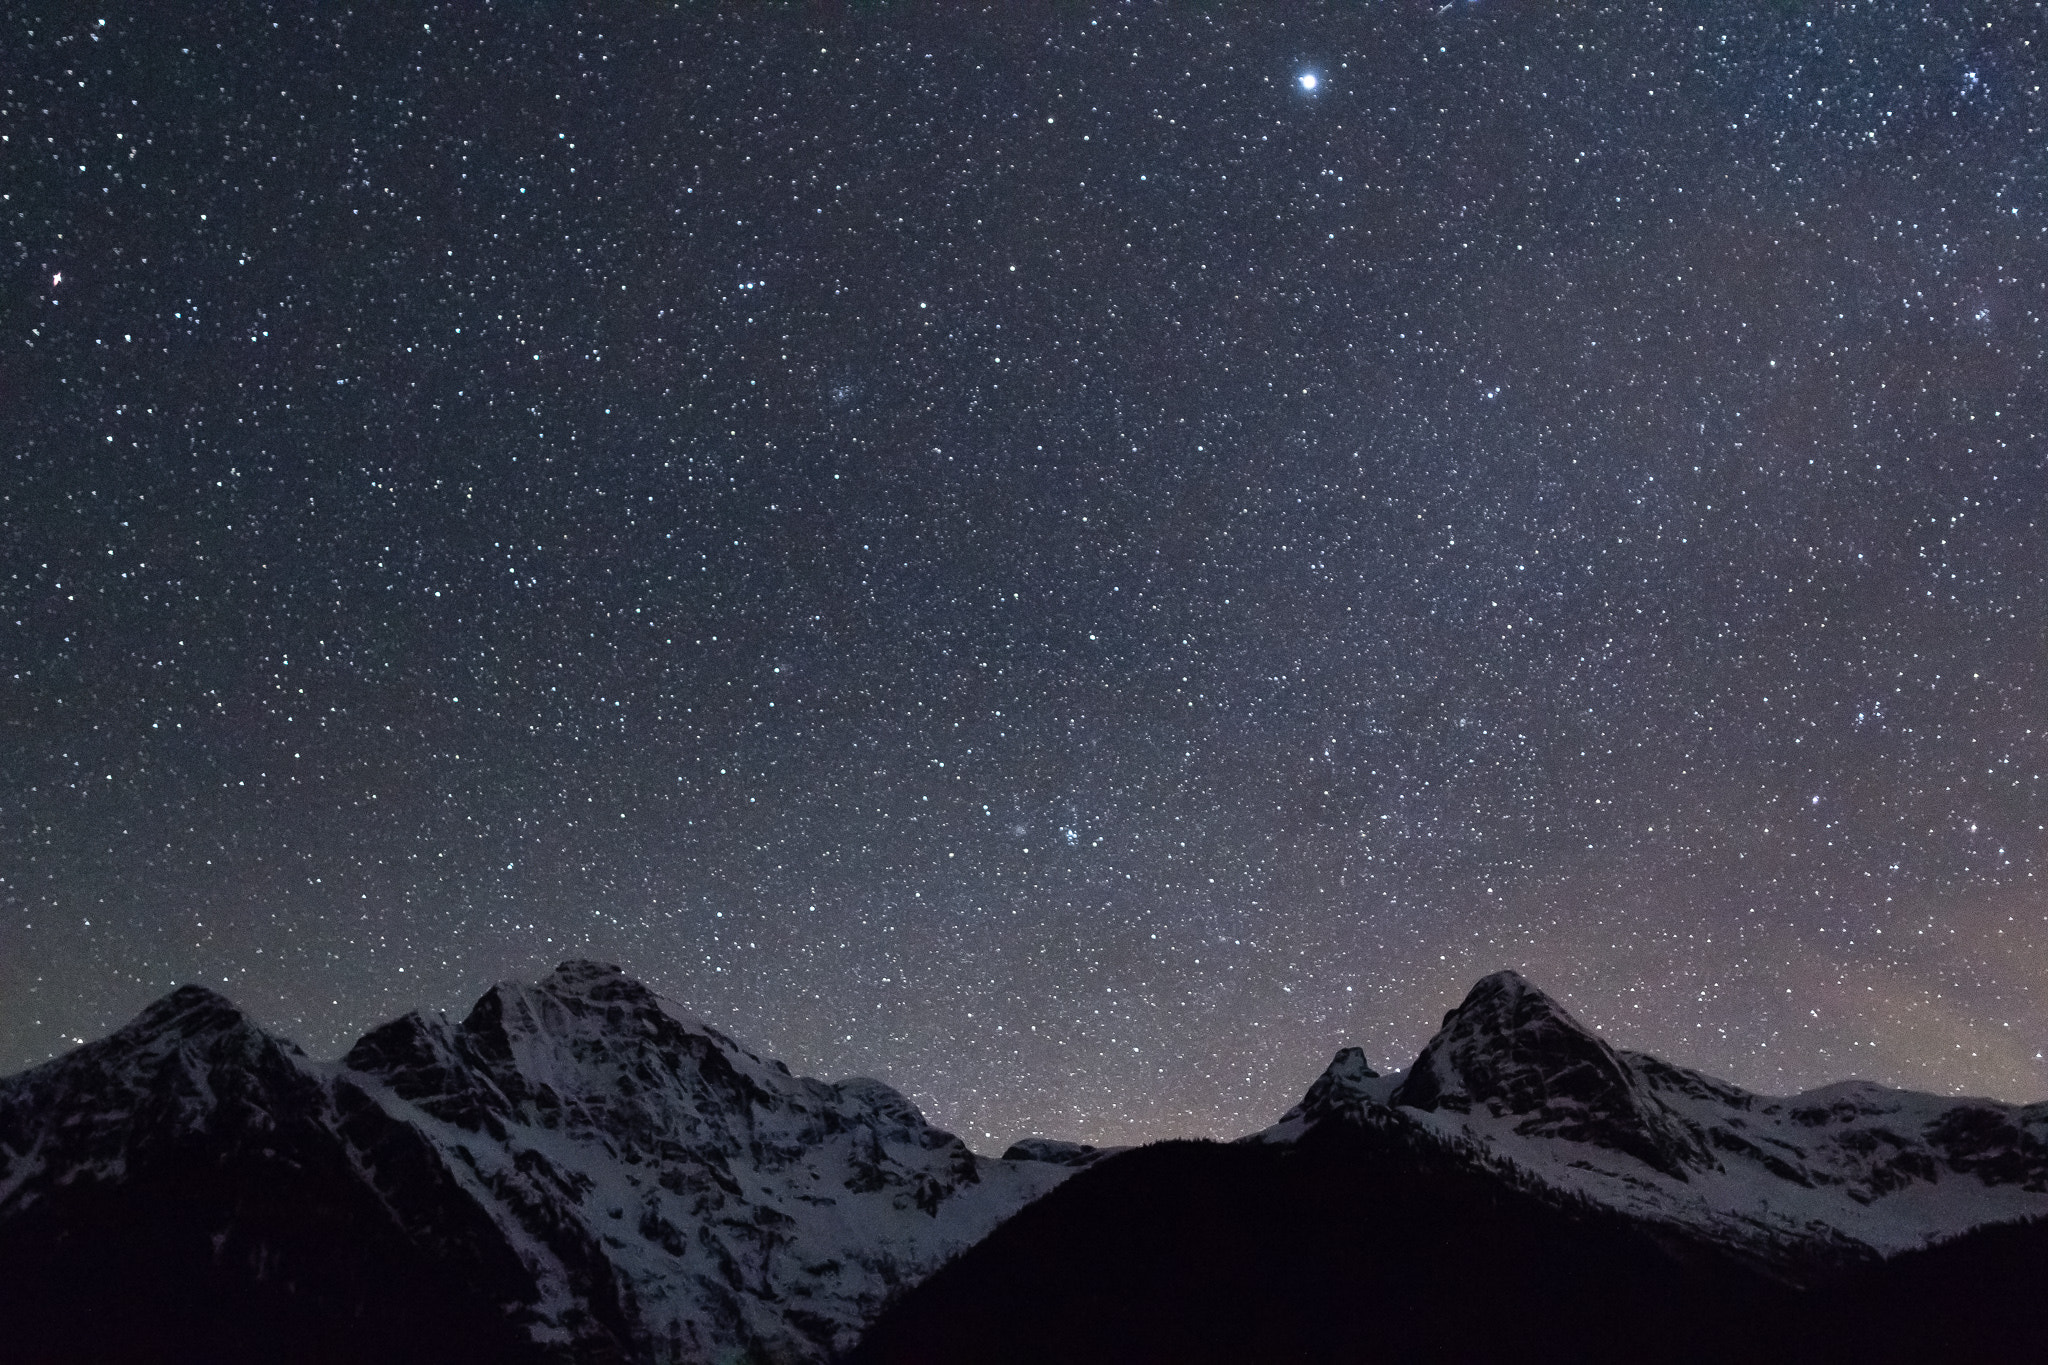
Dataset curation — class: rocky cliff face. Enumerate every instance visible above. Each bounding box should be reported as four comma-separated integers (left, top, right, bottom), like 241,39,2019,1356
0,983,546,1364
337,961,1071,1362
1388,970,1712,1178
0,963,1072,1365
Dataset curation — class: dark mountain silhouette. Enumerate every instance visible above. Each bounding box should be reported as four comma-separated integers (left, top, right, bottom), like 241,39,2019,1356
848,1123,1801,1365
848,1124,2048,1365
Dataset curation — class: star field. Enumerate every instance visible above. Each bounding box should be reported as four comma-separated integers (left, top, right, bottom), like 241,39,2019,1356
3,1,2044,1148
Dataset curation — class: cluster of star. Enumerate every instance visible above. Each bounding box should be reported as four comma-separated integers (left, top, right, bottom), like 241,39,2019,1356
3,1,2041,1147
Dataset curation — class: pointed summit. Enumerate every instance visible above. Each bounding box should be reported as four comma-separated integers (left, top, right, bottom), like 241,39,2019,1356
1323,1046,1380,1086
1392,972,1706,1178
123,982,255,1043
66,982,304,1080
1276,1046,1387,1129
539,958,635,996
0,981,324,1199
512,959,703,1028
1393,972,1591,1109
456,960,671,1057
352,961,807,1143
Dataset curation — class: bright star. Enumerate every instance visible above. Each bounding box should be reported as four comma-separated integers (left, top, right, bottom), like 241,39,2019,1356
1298,73,1318,92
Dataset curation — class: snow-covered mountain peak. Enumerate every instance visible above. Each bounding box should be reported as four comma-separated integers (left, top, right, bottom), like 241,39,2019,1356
1272,1046,1391,1132
7,981,313,1116
1322,1045,1379,1086
1404,970,1594,1065
1388,969,1706,1178
537,957,638,997
331,964,1076,1361
84,982,302,1071
471,958,747,1060
0,982,333,1226
513,960,738,1046
127,981,247,1033
1262,970,2048,1261
345,961,806,1145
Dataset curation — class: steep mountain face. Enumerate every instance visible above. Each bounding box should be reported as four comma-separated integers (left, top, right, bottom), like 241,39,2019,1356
1268,970,2048,1261
1388,970,1710,1178
1272,1044,1379,1128
0,983,323,1192
337,961,1070,1362
0,963,1071,1365
0,985,543,1365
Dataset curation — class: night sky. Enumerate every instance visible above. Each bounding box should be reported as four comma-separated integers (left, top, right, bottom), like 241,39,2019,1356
5,1,2044,1149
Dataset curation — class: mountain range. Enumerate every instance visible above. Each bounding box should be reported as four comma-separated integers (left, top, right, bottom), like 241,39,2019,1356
854,970,2048,1364
3,963,2044,1363
0,962,1068,1364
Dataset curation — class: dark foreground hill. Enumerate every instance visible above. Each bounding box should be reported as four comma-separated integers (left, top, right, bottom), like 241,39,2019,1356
849,1125,1794,1365
848,1126,2048,1365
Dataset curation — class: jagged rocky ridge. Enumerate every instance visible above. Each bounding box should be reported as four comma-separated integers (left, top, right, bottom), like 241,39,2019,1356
0,962,1071,1364
1260,970,2048,1261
